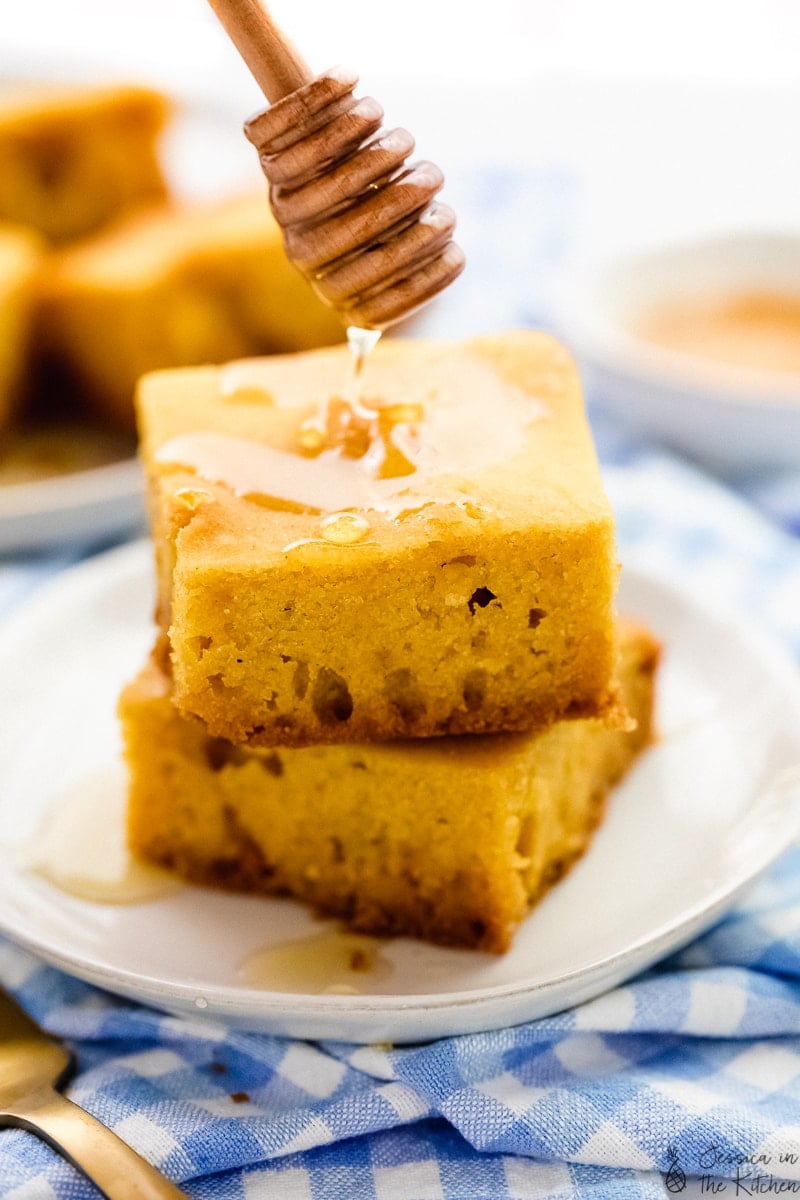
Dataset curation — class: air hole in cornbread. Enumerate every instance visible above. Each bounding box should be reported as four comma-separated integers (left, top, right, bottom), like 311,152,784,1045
312,668,354,724
292,661,310,700
191,635,213,659
384,669,427,723
205,737,249,771
207,673,225,696
468,587,498,615
462,669,488,711
515,814,536,861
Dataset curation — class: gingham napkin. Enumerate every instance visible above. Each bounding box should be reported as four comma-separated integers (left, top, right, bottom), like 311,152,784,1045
2,437,800,1200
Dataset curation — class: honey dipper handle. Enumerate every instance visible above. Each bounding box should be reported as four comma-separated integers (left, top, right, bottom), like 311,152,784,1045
205,0,314,102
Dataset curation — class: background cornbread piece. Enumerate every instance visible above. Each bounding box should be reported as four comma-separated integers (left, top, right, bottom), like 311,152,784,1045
121,619,658,954
0,223,45,432
39,192,346,427
0,84,168,243
138,331,621,747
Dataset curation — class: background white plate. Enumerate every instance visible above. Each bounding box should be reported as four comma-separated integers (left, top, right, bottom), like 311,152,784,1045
0,457,146,554
0,540,799,1043
556,232,800,476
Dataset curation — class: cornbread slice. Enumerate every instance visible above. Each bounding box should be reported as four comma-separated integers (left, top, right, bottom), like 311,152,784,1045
138,331,621,747
0,83,168,243
0,223,44,431
39,192,345,426
121,619,658,953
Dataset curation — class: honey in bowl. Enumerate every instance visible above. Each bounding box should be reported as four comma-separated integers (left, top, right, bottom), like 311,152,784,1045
634,290,800,379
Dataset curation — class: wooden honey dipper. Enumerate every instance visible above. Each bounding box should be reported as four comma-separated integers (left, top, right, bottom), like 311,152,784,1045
206,0,465,330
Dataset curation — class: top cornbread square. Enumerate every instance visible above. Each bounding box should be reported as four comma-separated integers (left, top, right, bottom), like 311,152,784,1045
137,331,620,748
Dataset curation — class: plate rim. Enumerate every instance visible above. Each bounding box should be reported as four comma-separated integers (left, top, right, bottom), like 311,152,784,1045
0,455,143,515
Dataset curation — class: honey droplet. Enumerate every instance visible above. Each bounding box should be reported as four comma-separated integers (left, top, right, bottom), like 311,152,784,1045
21,766,180,906
383,402,424,425
297,420,326,456
347,325,382,383
174,487,213,510
320,512,371,545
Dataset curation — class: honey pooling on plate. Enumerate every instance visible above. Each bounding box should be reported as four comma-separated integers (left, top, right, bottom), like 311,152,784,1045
237,927,392,994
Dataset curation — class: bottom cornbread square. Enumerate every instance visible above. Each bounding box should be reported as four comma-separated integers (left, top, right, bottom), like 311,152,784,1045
120,620,659,954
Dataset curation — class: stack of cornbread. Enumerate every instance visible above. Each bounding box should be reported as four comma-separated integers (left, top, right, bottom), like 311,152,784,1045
121,330,659,953
0,83,343,444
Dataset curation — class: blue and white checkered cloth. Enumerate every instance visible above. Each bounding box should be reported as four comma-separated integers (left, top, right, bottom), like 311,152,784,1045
3,165,800,1199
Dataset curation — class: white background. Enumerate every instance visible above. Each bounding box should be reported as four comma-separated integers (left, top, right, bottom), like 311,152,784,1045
3,1,800,271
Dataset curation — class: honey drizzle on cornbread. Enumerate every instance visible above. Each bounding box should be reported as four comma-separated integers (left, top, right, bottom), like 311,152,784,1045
157,350,548,529
295,325,421,480
347,325,382,386
296,394,421,480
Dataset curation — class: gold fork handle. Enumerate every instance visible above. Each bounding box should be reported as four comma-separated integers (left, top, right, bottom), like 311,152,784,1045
1,1089,189,1199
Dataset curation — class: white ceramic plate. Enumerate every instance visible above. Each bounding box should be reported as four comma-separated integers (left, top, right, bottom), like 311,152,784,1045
0,455,147,554
557,232,800,476
1,540,799,1043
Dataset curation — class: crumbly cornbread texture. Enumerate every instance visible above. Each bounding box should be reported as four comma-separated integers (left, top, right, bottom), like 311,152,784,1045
121,620,658,953
0,84,168,243
0,224,44,430
138,332,621,747
39,192,345,426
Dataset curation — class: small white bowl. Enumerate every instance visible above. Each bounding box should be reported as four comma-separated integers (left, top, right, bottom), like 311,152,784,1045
559,232,800,475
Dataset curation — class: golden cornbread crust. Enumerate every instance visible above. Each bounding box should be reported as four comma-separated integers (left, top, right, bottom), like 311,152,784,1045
138,332,622,747
0,84,168,243
121,619,659,953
